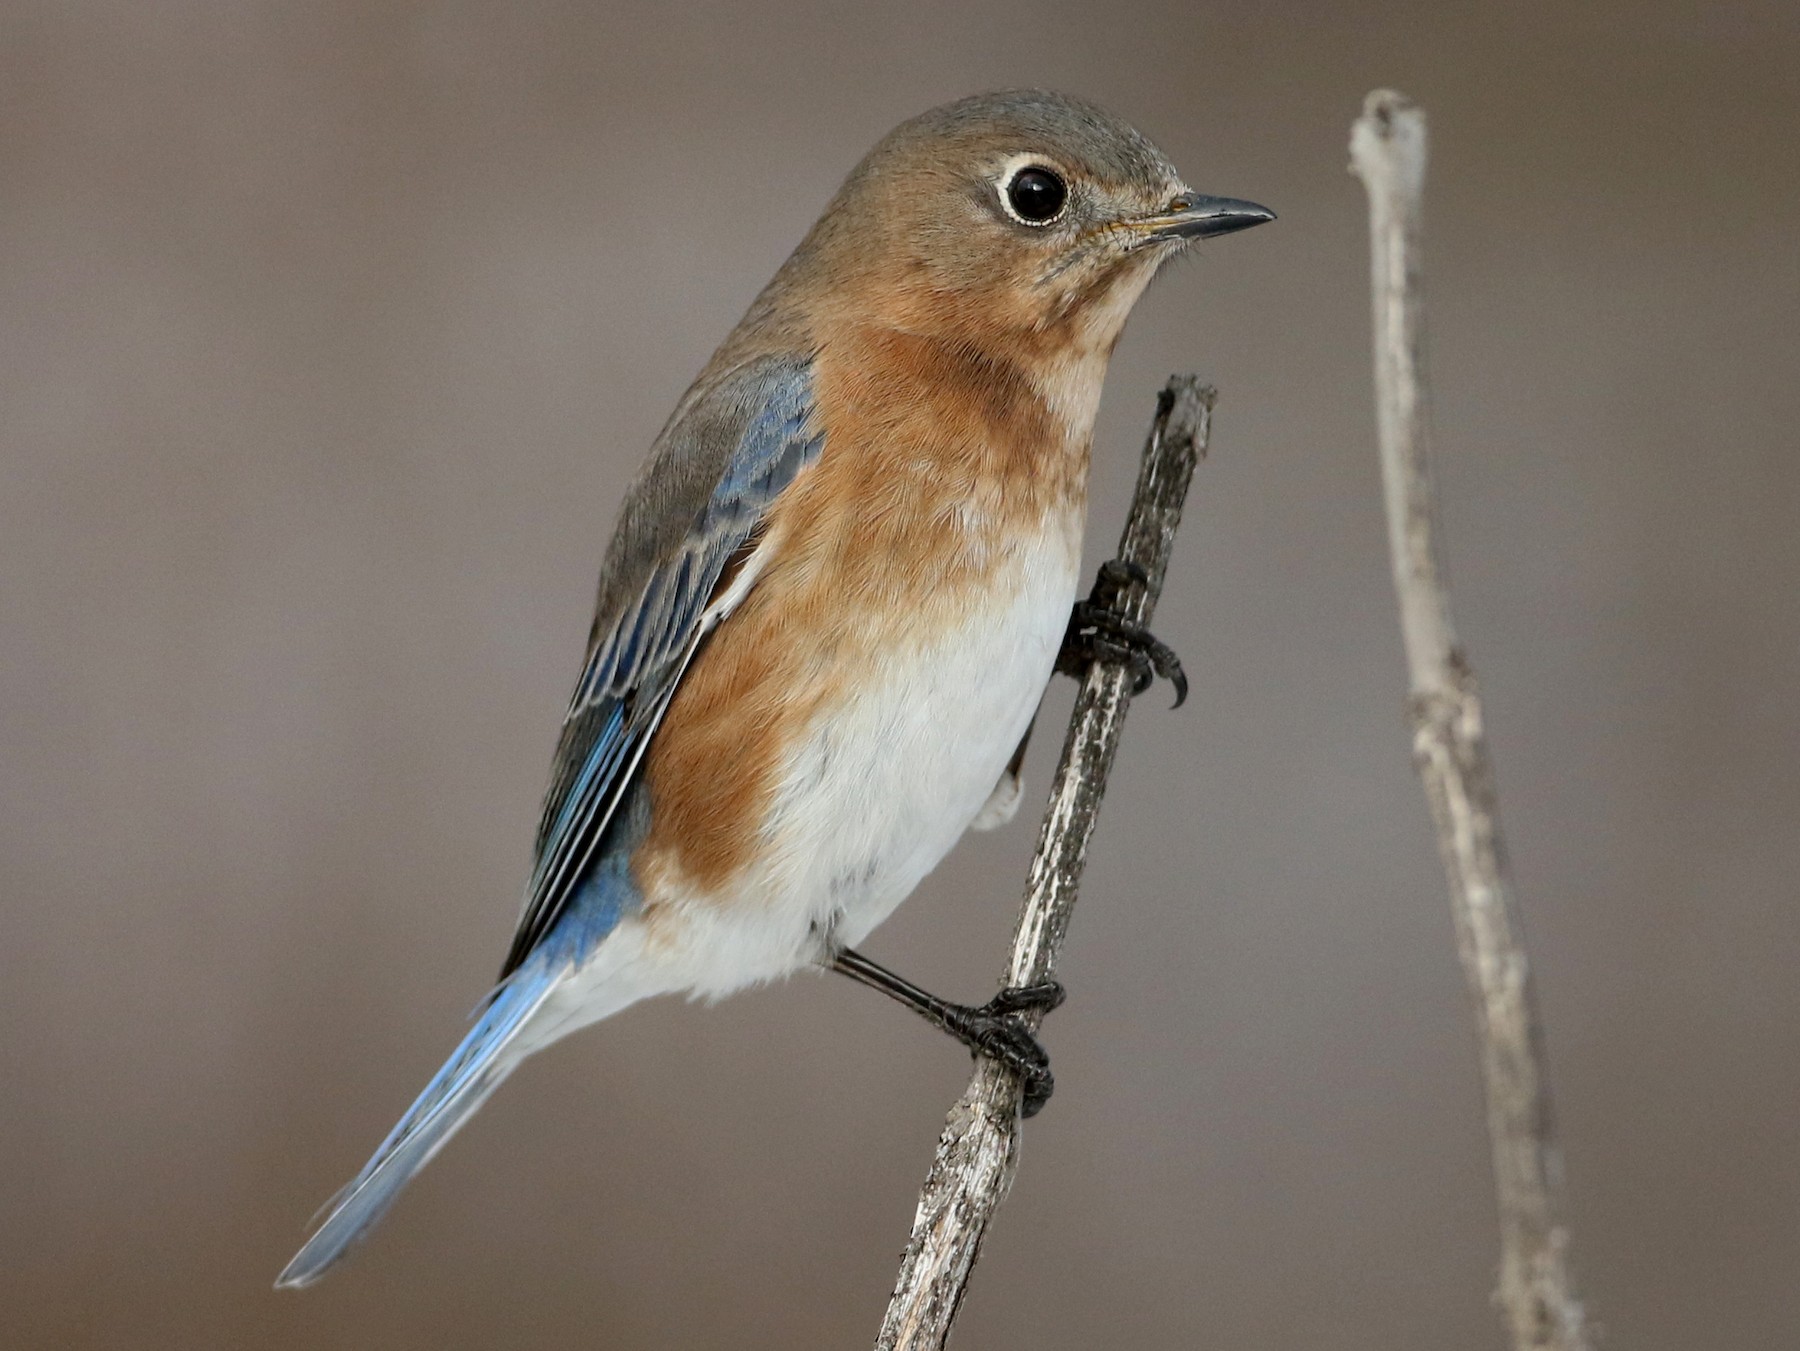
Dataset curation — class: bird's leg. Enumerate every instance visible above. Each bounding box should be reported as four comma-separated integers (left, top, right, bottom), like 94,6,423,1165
1056,558,1188,707
830,948,1065,1117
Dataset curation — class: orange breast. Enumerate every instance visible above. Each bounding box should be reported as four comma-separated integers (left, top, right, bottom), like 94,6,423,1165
633,327,1089,900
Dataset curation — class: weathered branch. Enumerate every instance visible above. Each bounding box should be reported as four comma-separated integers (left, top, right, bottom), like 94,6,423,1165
872,377,1213,1351
1350,90,1590,1351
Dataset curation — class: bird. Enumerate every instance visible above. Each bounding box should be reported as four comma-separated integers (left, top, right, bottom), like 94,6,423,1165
277,88,1271,1288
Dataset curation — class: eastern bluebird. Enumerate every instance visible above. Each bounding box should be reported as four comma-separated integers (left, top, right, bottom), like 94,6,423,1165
278,89,1270,1287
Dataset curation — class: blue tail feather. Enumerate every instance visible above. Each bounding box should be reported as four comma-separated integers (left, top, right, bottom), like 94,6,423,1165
275,955,563,1288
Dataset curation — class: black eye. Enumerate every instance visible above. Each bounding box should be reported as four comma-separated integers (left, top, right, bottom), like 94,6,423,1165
1005,166,1067,224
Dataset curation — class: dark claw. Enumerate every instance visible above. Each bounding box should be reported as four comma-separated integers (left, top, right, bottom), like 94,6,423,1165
1085,612,1187,707
1058,558,1189,708
983,979,1066,1018
1020,1070,1055,1118
943,983,1065,1118
965,1016,1055,1118
830,950,1065,1119
1097,557,1149,593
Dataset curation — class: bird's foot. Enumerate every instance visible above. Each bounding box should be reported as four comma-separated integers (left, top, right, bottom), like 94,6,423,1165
1057,559,1188,707
940,980,1066,1118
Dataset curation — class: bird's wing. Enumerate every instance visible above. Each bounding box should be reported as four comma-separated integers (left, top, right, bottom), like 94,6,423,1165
498,353,821,978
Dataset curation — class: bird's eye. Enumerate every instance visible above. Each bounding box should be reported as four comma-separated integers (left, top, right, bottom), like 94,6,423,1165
1004,166,1067,225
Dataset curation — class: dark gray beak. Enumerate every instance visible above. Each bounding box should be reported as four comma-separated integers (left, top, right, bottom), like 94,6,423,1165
1140,193,1277,241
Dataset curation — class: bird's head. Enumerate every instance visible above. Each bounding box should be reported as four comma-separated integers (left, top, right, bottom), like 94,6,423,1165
795,90,1273,357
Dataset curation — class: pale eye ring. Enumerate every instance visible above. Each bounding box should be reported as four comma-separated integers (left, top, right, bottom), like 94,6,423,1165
1002,165,1068,225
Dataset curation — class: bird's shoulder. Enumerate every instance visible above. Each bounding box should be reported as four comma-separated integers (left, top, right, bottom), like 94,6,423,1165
581,347,819,657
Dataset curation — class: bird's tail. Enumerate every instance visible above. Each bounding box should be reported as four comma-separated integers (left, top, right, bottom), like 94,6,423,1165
275,954,564,1288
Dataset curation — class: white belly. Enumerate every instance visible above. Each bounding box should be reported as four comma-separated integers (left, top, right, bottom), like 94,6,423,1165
771,541,1078,946
631,517,1082,1001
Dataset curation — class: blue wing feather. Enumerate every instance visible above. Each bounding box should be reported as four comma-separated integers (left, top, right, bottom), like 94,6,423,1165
276,356,822,1287
497,355,821,977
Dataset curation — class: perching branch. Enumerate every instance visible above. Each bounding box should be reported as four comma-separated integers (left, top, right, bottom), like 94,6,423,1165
1350,90,1590,1351
873,377,1213,1351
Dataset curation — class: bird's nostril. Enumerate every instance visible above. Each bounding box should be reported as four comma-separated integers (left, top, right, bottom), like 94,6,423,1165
1168,192,1195,212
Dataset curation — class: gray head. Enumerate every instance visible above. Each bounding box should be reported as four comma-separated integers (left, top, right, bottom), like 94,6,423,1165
789,89,1273,347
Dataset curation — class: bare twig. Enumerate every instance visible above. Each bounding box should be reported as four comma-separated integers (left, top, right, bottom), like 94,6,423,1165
1350,90,1590,1351
873,378,1213,1351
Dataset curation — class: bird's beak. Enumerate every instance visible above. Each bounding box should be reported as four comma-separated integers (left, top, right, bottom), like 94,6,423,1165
1133,193,1276,242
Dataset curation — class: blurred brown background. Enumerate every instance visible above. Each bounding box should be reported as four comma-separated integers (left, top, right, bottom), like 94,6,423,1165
4,1,1797,1347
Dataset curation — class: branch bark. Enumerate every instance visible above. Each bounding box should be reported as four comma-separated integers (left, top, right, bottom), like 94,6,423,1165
872,377,1213,1351
1350,89,1591,1351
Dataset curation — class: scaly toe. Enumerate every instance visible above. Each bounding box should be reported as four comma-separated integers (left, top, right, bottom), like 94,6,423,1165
983,979,1067,1018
